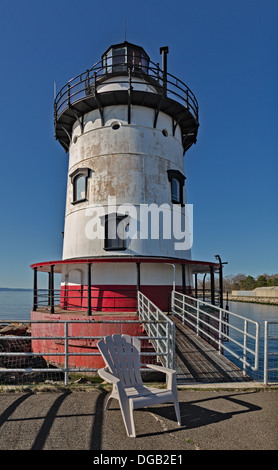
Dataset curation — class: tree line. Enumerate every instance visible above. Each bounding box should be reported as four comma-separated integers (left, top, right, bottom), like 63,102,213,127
199,273,278,293
226,273,278,292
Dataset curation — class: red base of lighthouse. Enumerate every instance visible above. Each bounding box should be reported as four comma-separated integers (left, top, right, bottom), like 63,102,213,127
31,310,144,370
30,257,216,371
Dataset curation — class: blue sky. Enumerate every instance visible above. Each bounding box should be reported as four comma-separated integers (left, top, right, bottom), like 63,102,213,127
0,0,277,288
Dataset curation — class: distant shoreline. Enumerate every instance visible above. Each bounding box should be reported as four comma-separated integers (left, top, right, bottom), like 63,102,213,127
0,288,32,292
227,294,278,306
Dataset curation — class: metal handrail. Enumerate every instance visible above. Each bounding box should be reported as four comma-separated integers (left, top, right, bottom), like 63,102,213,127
264,321,278,384
171,291,260,375
137,291,175,369
0,317,172,386
54,55,199,124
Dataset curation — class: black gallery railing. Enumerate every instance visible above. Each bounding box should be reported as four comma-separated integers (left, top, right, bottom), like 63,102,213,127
54,54,199,125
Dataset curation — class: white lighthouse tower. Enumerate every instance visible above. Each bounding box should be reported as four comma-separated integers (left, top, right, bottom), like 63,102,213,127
30,40,222,369
53,41,201,312
32,41,221,319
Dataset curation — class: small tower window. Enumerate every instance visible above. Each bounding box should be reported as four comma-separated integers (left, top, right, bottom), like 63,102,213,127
69,168,91,204
75,175,86,201
167,169,186,205
171,178,180,203
104,214,127,251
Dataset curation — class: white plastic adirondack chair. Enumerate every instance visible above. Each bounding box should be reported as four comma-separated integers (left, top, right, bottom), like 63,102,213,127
97,334,181,437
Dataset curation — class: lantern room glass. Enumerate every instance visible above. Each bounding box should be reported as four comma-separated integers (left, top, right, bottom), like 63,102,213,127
103,44,149,74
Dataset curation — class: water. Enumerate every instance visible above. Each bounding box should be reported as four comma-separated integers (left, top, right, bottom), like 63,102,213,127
0,290,277,382
0,289,33,321
224,301,278,383
228,301,278,323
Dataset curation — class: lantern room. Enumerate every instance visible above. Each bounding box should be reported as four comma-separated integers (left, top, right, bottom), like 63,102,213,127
102,41,150,74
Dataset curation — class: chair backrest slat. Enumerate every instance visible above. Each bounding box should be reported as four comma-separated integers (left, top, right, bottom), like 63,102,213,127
123,335,142,384
97,337,121,380
113,334,133,386
98,334,143,387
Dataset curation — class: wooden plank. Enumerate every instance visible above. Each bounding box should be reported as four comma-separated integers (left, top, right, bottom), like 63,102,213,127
172,316,252,384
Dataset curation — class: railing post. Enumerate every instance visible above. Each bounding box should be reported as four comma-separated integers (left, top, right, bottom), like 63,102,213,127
218,310,222,354
136,262,141,315
50,265,54,314
137,291,140,319
156,307,159,358
85,69,90,90
218,262,224,309
64,321,69,386
255,322,260,371
243,320,247,376
87,263,92,316
182,294,185,324
138,291,142,321
194,273,198,299
186,90,189,109
171,321,175,369
67,84,71,107
182,264,186,294
48,271,51,306
33,267,37,311
54,101,57,124
196,300,200,336
264,321,269,385
167,321,170,368
210,266,215,305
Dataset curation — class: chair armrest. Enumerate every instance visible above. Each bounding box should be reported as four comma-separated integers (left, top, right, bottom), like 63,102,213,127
146,364,177,390
98,368,120,384
146,364,175,375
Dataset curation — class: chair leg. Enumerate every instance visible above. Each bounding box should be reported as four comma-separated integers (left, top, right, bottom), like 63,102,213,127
106,386,119,410
106,395,113,410
119,399,136,438
173,399,182,426
169,373,182,426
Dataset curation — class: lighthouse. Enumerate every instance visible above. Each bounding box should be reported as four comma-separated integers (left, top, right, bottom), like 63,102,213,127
54,40,202,312
31,41,221,366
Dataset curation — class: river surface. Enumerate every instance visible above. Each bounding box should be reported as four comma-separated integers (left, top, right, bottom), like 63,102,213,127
221,300,278,382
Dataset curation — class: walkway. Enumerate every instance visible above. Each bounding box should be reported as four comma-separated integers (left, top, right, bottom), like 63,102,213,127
0,389,277,450
172,315,252,384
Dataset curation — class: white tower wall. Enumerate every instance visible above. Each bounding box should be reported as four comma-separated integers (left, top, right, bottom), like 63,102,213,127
63,105,191,262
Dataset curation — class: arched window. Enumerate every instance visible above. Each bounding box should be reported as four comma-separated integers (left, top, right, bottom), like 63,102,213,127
69,168,91,204
167,169,186,205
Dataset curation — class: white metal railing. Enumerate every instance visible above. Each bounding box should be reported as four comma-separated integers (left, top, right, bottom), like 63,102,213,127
137,291,175,369
171,291,260,375
264,321,278,385
0,314,173,386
